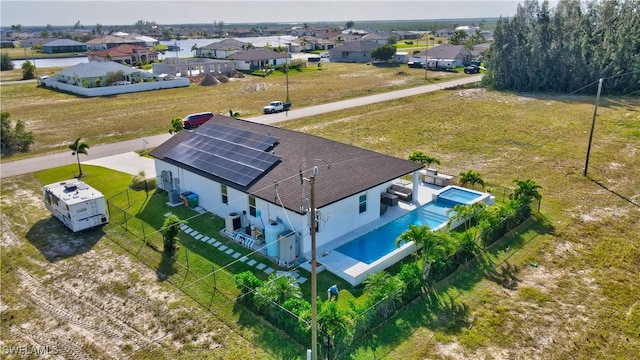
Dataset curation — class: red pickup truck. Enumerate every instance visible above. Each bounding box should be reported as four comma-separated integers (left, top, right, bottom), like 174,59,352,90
182,112,213,129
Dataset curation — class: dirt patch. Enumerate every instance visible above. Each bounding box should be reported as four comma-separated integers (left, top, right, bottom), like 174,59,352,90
0,183,260,359
241,82,274,93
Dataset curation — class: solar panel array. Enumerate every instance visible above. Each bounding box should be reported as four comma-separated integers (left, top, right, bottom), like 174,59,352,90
165,124,280,187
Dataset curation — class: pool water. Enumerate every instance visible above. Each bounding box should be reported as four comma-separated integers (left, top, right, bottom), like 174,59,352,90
438,187,481,204
336,200,456,264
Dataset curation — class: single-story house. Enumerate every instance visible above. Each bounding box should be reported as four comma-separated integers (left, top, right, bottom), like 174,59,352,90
19,37,55,48
50,61,152,87
410,44,473,67
88,44,158,64
300,36,335,51
150,116,423,265
229,49,287,71
42,39,87,54
42,61,189,96
329,41,379,63
362,32,391,45
471,43,491,58
84,35,146,51
196,38,248,59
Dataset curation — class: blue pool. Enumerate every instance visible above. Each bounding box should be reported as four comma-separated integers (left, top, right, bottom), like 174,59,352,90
336,201,453,264
438,187,481,204
335,187,484,265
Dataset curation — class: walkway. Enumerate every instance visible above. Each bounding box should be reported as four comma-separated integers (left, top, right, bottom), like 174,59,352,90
165,212,307,284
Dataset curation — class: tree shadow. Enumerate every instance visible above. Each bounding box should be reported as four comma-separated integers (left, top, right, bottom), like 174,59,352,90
25,218,104,262
156,252,177,281
484,261,521,290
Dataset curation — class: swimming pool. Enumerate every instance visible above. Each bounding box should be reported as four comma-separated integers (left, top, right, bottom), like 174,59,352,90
336,200,458,264
438,187,484,204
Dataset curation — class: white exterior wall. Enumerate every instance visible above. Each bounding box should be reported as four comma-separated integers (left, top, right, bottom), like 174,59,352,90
301,183,389,255
42,78,190,97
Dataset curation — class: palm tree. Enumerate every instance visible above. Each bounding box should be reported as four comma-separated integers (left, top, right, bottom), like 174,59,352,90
447,202,486,230
408,150,440,168
510,178,542,204
459,169,484,189
364,271,404,318
169,117,183,135
334,36,344,46
229,109,240,118
190,43,198,56
318,300,352,360
396,224,453,281
255,273,302,309
69,137,89,178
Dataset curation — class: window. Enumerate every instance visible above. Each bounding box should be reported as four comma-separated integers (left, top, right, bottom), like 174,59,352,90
358,193,367,214
221,184,228,204
249,195,257,217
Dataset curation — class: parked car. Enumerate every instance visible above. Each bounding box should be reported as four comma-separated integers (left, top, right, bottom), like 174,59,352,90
182,112,214,129
464,65,480,74
263,101,291,114
407,61,424,69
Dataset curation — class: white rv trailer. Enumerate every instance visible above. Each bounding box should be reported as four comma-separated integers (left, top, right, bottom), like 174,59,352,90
42,179,109,232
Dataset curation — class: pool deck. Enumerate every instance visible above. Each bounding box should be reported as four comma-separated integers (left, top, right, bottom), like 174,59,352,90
313,181,444,286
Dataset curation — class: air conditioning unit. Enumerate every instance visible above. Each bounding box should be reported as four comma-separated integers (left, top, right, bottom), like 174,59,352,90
169,189,181,204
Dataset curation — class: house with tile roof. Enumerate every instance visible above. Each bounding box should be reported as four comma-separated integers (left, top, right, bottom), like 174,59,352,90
196,38,248,59
229,49,287,71
150,115,423,269
42,39,87,54
88,44,158,65
328,41,380,63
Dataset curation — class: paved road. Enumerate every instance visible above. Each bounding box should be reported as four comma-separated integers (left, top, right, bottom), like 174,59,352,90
0,75,482,179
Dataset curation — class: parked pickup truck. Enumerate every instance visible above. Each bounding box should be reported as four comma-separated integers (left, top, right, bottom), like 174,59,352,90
263,101,291,114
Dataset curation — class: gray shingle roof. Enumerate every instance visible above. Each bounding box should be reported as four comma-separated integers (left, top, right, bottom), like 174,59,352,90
151,116,422,214
57,61,138,78
414,44,470,59
43,39,86,47
200,38,247,50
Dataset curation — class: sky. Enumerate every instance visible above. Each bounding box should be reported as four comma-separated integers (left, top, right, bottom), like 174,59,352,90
1,0,527,27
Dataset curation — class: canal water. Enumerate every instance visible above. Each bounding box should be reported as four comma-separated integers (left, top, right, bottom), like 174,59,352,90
12,36,297,68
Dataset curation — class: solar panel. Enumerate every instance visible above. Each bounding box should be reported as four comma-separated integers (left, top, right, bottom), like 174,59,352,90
165,128,280,187
199,123,279,151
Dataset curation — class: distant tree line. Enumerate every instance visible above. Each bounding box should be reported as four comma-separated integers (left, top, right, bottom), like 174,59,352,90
482,0,640,94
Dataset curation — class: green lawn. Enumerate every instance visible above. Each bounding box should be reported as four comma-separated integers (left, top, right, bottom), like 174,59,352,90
1,85,638,359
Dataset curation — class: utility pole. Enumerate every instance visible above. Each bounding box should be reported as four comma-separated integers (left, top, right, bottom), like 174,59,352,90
309,167,318,360
582,78,604,177
286,51,290,103
424,34,428,80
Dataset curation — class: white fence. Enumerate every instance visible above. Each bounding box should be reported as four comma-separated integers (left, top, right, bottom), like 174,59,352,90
42,78,191,97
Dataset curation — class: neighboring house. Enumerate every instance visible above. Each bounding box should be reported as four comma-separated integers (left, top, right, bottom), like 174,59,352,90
150,115,422,265
229,49,287,71
394,51,409,64
84,35,145,51
362,32,390,45
42,61,189,96
329,41,379,63
471,43,491,58
410,44,473,67
196,38,247,59
152,57,236,77
19,37,55,48
88,44,158,64
300,36,335,51
0,41,15,48
133,35,159,47
394,30,419,40
435,28,455,37
42,39,87,54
